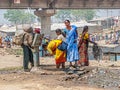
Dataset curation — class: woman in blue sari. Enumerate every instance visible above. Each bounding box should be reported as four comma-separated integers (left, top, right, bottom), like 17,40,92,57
64,20,79,68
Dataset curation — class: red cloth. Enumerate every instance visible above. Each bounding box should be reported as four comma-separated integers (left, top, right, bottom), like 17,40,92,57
34,28,40,34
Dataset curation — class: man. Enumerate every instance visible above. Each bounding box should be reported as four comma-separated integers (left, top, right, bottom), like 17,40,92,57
31,28,43,71
22,26,34,72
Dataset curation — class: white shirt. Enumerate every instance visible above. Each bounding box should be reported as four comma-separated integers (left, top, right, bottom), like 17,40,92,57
57,34,65,41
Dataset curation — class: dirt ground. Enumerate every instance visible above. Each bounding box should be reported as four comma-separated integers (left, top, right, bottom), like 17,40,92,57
0,48,120,90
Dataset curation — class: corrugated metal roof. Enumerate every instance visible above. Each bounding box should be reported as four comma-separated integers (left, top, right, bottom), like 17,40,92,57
51,22,98,31
101,45,120,53
89,16,113,22
0,26,16,33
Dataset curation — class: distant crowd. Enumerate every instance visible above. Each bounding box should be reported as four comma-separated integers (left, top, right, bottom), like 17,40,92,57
89,30,120,44
0,36,13,48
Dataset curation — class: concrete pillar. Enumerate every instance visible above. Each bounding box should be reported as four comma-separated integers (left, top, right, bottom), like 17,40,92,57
34,9,56,36
41,16,51,35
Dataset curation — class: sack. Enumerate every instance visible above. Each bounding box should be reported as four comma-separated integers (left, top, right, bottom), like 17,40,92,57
31,34,42,47
57,41,68,51
13,34,24,45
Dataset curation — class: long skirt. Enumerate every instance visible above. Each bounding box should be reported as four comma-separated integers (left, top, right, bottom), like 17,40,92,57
55,49,66,65
78,42,89,66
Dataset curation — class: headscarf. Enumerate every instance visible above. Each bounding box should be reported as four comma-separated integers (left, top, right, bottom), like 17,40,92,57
34,28,40,34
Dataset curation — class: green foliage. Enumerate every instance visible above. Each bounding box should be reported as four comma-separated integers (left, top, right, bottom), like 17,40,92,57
54,10,72,22
4,9,36,24
81,10,96,21
54,9,96,22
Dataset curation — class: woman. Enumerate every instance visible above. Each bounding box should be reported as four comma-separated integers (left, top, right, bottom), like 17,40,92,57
64,20,79,68
44,39,66,69
55,28,65,41
78,26,96,66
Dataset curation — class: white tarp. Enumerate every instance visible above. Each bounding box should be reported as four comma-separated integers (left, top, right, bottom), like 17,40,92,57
0,26,16,33
51,21,98,31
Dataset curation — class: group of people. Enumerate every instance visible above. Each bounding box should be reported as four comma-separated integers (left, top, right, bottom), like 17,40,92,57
105,31,120,44
42,20,97,71
21,20,97,72
90,30,120,45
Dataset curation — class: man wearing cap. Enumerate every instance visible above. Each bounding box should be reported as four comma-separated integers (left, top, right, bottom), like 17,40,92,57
22,26,34,72
31,28,43,70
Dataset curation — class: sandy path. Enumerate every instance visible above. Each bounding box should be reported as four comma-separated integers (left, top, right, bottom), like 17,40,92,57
0,54,118,90
0,55,22,69
0,84,105,90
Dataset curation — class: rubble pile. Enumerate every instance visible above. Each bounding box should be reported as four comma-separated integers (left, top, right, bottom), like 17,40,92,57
88,68,120,89
62,67,120,89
